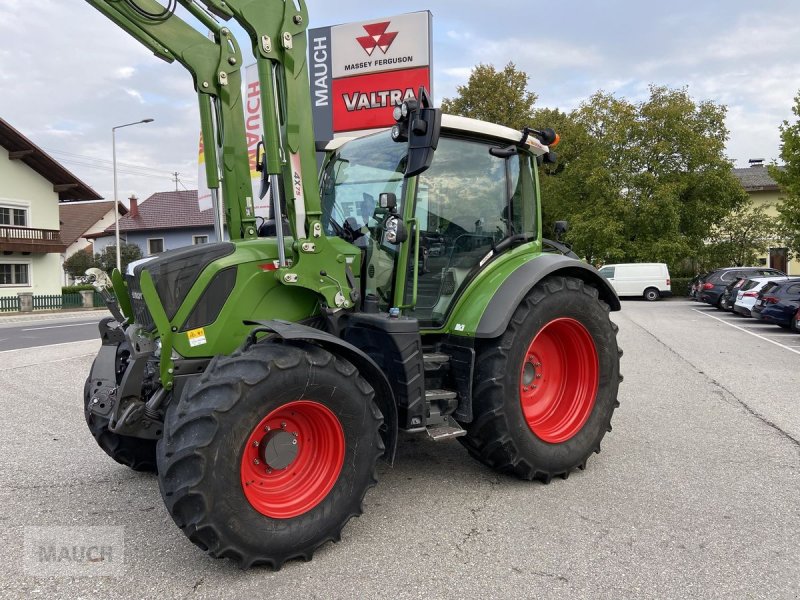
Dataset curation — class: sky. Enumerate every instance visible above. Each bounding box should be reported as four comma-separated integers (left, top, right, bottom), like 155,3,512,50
1,0,799,203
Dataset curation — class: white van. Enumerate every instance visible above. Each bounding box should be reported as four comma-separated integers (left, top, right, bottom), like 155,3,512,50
598,263,671,301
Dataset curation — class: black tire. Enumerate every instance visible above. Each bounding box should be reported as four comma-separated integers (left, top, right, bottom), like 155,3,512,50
83,349,157,473
459,275,621,482
157,341,383,569
643,287,660,302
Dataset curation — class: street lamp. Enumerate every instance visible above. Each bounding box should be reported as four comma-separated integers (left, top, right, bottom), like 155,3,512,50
112,118,154,272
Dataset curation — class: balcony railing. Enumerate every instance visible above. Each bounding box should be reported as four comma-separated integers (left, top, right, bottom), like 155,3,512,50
0,225,67,253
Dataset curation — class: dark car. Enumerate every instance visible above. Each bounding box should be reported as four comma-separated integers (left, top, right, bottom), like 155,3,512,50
720,276,749,311
699,267,786,308
751,278,800,328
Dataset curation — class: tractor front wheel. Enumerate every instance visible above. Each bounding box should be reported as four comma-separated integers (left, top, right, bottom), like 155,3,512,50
156,341,383,569
460,275,621,482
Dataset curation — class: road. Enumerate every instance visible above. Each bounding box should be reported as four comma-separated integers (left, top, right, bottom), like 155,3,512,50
0,300,798,599
0,312,107,352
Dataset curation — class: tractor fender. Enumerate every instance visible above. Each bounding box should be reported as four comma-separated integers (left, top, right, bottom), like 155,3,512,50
243,320,398,464
475,254,620,339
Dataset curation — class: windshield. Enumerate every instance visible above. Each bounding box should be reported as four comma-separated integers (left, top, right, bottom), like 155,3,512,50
320,131,407,236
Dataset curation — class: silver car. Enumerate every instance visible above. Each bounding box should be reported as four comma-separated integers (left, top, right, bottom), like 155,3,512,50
733,276,790,316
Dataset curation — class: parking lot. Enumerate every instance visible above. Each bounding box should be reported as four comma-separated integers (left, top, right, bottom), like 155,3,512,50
0,299,798,599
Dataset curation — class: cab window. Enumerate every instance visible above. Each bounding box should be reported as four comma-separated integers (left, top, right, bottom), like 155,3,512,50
408,137,535,326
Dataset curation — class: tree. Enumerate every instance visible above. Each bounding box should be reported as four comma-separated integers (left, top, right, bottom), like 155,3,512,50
538,86,747,271
96,243,143,274
63,248,96,280
702,203,781,267
771,91,800,257
441,62,537,130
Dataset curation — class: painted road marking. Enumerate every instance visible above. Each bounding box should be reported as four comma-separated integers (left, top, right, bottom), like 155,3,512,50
693,309,800,356
21,322,98,331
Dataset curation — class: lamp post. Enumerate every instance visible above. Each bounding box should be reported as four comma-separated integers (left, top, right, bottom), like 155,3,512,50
112,118,154,272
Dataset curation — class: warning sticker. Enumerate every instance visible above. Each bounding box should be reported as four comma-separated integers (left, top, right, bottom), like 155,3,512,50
187,327,207,347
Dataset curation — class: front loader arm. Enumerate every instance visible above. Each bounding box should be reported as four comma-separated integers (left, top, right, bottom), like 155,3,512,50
86,0,257,240
88,0,358,310
198,0,359,310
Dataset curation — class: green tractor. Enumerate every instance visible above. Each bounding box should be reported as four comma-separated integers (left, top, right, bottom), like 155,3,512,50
81,0,621,568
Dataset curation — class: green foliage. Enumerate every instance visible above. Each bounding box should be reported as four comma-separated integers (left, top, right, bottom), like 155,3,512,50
670,277,693,297
61,284,96,294
62,250,96,280
96,243,144,274
772,91,800,257
440,63,537,130
537,85,746,269
701,203,781,268
63,243,143,280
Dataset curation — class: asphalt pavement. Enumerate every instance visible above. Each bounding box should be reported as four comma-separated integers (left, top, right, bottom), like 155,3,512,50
0,299,797,599
0,312,108,352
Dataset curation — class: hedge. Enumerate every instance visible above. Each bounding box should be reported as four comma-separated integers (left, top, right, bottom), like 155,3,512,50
670,277,692,297
62,284,96,294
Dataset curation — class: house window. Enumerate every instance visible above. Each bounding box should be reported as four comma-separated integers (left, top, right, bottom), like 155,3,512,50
0,263,30,286
193,235,209,245
148,238,165,255
0,207,27,227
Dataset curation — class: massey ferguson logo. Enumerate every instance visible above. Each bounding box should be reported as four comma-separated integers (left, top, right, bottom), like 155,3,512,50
357,22,398,56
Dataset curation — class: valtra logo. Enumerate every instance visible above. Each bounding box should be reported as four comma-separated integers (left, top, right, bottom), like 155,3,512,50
356,22,398,56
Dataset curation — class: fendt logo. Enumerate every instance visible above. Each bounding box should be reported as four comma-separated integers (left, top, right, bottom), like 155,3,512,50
356,22,398,56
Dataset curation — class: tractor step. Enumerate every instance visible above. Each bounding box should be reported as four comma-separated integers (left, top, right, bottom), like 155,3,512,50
425,388,457,402
423,352,450,374
426,415,466,441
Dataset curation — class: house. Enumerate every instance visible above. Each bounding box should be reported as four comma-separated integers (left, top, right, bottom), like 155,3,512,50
0,117,102,295
732,160,799,275
59,200,128,284
87,190,216,257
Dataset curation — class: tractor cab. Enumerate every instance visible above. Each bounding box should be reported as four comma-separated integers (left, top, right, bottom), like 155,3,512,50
320,114,551,328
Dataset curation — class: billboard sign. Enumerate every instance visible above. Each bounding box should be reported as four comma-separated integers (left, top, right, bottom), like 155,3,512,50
309,11,432,140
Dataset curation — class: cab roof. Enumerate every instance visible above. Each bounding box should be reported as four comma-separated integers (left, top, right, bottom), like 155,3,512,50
321,114,550,156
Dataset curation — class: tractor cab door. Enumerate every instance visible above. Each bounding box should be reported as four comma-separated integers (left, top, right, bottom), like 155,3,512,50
403,135,537,327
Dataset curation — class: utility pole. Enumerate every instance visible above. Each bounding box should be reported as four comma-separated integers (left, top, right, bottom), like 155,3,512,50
173,171,180,191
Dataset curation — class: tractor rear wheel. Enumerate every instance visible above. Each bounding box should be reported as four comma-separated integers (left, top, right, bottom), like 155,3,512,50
156,341,383,569
83,347,157,473
460,275,621,482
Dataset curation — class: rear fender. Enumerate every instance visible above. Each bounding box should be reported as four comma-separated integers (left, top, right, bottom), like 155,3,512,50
243,320,398,464
475,254,620,339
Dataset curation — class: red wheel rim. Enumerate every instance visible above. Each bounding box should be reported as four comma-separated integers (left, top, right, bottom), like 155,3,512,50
519,318,599,443
240,400,345,519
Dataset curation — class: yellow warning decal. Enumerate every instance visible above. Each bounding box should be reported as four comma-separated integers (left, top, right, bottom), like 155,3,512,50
187,327,207,347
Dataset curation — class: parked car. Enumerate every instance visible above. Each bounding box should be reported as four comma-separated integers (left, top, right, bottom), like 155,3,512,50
733,276,790,317
751,278,800,328
720,277,749,311
699,267,786,308
598,263,671,301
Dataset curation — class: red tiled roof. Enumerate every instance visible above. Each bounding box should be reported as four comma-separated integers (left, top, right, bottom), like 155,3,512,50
90,190,213,236
59,200,127,247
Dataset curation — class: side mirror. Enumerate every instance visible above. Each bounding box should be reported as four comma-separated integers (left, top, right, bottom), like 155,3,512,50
379,192,397,212
384,215,408,244
392,87,441,178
